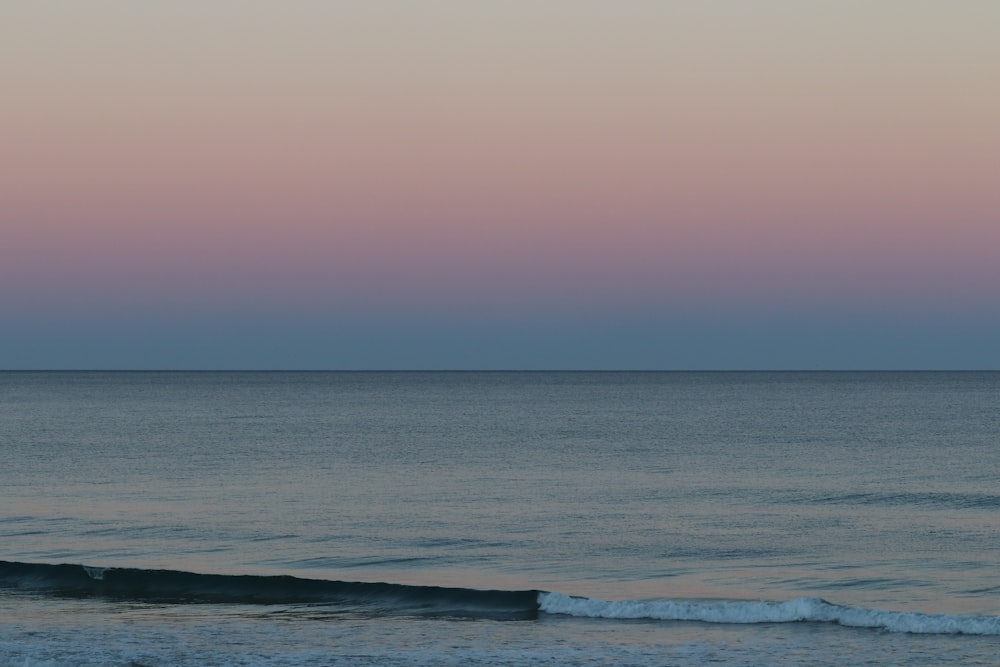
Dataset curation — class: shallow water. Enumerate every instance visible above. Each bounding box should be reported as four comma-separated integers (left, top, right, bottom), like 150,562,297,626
2,371,998,665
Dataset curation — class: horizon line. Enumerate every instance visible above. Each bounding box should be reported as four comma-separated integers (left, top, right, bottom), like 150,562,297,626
2,369,997,374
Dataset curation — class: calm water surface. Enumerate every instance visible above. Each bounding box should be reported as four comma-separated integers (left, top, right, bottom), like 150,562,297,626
2,371,998,665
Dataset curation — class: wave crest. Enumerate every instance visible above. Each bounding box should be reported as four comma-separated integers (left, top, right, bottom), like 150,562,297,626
538,592,1000,635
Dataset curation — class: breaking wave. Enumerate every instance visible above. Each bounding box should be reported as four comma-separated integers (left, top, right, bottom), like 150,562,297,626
539,592,1000,635
4,561,998,634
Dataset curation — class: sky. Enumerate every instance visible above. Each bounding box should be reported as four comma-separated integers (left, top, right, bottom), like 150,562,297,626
2,1,999,369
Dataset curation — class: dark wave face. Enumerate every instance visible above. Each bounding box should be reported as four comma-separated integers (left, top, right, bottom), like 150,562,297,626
0,561,540,620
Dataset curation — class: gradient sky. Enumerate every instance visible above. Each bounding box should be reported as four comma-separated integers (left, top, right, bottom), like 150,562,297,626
2,1,999,369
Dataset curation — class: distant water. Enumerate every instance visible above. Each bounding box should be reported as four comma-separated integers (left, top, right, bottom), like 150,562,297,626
2,371,998,666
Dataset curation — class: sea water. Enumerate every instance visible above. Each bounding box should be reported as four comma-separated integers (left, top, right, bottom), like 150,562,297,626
1,371,998,665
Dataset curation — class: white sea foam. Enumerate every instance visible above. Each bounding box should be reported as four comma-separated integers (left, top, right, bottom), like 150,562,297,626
537,592,1000,635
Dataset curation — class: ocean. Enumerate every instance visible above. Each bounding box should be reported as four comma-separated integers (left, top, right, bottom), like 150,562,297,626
1,371,998,666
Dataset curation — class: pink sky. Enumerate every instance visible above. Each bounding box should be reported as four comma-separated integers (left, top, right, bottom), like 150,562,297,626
2,1,999,367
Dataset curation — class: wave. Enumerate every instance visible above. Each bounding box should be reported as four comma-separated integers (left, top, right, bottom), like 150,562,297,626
793,490,1000,510
539,592,1000,635
4,561,999,634
0,561,539,620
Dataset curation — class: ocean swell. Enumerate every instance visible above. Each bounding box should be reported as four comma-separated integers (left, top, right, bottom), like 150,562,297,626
5,561,999,634
0,560,539,620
